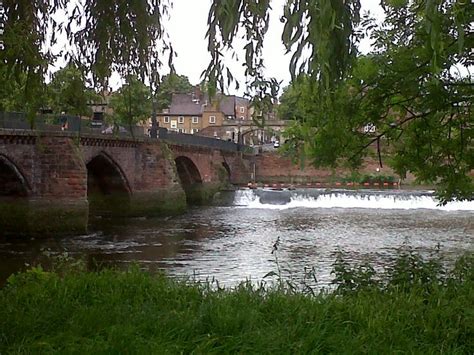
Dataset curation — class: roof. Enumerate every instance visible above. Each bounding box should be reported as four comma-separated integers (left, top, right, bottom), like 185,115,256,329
168,93,203,116
166,93,250,116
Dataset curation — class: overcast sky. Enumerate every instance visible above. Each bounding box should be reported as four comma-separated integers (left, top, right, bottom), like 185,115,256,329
51,1,384,94
156,0,385,95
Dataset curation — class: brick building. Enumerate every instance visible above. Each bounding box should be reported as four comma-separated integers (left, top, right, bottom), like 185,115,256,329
157,87,251,138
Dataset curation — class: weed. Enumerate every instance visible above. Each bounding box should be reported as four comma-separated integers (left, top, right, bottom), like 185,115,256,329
0,248,472,353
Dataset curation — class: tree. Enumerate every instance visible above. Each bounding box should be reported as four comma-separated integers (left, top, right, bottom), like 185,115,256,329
0,63,29,112
46,63,98,116
1,0,472,201
155,74,193,110
276,2,472,204
108,76,151,134
0,0,56,122
277,76,315,122
279,2,471,202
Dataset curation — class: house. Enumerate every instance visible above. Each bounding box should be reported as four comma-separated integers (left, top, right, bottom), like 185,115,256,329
88,90,113,127
157,86,251,137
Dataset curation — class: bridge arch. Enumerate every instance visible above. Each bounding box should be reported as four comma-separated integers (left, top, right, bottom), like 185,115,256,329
0,154,31,197
86,152,131,216
0,154,30,235
240,126,280,145
174,156,204,204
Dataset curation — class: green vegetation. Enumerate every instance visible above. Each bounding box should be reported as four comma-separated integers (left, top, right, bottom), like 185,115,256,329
207,1,473,204
155,73,194,111
340,172,397,185
1,251,473,353
1,1,472,202
45,63,99,117
108,75,152,134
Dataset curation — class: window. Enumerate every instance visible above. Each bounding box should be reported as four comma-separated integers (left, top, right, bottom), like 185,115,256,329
178,116,184,124
164,116,170,123
240,116,245,120
363,123,376,133
240,107,245,113
191,128,199,134
209,115,216,124
192,116,199,124
170,120,177,129
178,128,185,133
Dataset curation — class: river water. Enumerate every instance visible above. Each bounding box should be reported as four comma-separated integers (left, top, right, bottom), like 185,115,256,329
1,189,473,287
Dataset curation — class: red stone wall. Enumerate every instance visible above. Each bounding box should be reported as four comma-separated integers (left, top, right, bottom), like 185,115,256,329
81,139,182,194
253,152,399,184
36,137,87,200
0,133,87,200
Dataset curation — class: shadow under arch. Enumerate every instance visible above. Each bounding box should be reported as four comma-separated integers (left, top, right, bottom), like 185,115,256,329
0,154,31,235
174,156,204,205
86,152,131,217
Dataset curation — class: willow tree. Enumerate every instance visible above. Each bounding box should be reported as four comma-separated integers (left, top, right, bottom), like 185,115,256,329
0,0,171,120
206,0,472,203
1,0,471,202
0,0,63,125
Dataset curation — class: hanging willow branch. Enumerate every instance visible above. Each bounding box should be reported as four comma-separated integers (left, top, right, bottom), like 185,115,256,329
0,0,67,123
282,0,361,89
204,0,361,128
69,0,172,90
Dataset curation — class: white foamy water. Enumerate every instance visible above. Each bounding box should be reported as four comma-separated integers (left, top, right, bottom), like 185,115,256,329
234,189,474,211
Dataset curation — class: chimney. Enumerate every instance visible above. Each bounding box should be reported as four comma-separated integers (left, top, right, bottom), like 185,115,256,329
193,85,201,101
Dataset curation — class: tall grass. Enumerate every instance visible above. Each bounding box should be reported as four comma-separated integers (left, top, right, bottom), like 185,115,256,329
0,250,473,353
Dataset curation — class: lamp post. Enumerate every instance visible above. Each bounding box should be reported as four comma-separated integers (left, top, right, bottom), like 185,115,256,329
237,119,241,151
150,96,158,138
149,61,159,139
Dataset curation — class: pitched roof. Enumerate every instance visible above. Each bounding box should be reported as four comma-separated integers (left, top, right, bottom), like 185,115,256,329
166,93,250,116
168,93,203,115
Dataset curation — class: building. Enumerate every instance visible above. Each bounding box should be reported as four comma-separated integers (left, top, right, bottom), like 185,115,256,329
88,90,113,127
157,87,252,138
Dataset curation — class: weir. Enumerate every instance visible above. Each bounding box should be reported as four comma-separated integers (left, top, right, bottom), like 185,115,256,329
233,189,474,211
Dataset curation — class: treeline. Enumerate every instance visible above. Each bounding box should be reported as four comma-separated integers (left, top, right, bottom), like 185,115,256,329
0,63,194,129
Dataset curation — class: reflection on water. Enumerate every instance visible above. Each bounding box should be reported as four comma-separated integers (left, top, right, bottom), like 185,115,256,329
0,189,473,287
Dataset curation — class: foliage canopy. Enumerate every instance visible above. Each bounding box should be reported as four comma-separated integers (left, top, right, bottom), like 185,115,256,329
46,63,98,116
276,1,472,203
0,0,472,201
108,75,151,131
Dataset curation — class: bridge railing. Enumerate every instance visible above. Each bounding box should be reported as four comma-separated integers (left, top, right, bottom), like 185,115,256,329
0,112,256,154
158,129,253,153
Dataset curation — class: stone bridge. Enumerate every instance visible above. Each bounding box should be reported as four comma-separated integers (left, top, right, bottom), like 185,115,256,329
0,130,252,236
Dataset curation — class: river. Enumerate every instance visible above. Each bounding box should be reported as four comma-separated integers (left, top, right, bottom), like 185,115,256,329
1,188,473,287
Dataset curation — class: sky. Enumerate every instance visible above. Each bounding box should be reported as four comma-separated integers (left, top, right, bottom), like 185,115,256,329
51,0,385,95
156,0,385,95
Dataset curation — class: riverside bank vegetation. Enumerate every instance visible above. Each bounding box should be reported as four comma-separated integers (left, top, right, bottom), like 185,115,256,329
1,250,473,353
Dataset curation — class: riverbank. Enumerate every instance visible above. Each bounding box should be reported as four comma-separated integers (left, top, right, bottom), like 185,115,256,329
1,252,472,353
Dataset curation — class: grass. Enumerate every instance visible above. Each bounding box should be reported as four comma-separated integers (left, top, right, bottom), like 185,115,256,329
0,251,473,354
